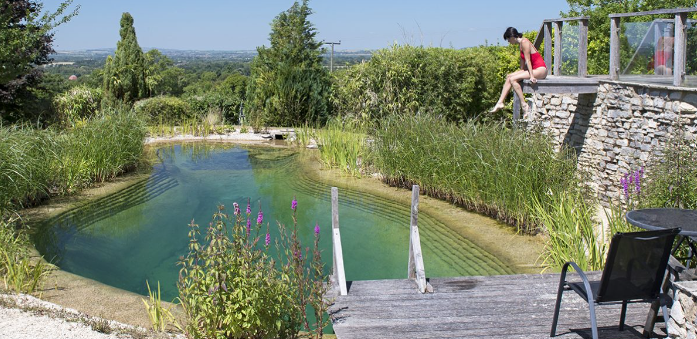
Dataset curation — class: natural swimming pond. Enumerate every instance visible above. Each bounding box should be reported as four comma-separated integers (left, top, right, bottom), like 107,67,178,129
32,143,514,301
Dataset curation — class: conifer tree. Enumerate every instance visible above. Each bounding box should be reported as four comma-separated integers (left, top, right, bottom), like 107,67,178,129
247,0,330,129
102,12,146,107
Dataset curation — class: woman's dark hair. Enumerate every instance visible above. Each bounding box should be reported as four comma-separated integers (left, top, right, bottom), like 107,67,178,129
503,27,523,40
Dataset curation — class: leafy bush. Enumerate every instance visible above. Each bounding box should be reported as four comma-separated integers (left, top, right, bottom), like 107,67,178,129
331,44,508,122
372,114,579,233
53,85,103,127
133,96,193,125
178,200,328,339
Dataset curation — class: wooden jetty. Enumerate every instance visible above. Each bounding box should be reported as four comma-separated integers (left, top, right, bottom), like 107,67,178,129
328,273,665,339
326,186,667,338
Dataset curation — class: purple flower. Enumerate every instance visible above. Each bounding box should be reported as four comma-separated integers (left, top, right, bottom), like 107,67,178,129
634,170,642,193
246,218,251,235
314,223,320,236
291,197,298,211
621,175,629,198
257,209,263,224
246,198,251,215
233,202,240,216
265,233,270,246
295,250,302,260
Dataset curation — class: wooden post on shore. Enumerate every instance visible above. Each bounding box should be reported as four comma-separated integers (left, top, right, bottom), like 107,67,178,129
331,187,347,296
407,185,432,293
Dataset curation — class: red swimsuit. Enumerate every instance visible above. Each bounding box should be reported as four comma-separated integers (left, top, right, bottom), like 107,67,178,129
520,50,546,70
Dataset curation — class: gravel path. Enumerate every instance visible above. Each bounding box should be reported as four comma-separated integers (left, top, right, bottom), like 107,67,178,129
0,293,182,339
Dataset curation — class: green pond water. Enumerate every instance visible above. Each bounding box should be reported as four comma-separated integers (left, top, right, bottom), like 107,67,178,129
32,143,514,301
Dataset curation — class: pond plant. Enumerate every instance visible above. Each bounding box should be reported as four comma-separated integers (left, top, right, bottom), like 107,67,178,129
177,199,329,339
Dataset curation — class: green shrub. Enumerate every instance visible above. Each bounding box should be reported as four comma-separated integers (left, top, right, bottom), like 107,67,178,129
178,200,328,339
133,96,193,125
331,44,507,122
53,85,103,128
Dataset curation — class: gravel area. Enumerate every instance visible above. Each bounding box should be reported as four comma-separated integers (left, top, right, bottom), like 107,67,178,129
0,293,182,339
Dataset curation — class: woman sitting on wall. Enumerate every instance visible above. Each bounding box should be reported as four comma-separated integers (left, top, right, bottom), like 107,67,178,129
490,27,548,113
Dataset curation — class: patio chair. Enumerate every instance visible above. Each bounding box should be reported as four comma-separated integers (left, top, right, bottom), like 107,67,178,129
550,228,680,339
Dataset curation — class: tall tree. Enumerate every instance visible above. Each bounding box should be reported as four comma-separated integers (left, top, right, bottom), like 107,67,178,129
102,12,146,107
563,0,697,75
246,0,331,129
0,0,78,123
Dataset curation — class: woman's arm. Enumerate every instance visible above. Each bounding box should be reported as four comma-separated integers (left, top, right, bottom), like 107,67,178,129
520,38,537,83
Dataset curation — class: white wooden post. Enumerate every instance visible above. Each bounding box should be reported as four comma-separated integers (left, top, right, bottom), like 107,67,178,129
407,185,432,293
331,187,347,296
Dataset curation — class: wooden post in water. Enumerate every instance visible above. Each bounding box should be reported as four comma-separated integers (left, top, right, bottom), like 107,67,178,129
407,185,432,293
331,187,347,296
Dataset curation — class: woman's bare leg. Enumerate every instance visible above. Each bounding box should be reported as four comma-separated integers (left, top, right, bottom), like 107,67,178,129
491,70,528,112
508,67,547,111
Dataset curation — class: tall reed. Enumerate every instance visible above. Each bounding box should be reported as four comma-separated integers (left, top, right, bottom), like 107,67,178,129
1,111,146,215
313,118,370,176
372,114,579,233
0,127,57,215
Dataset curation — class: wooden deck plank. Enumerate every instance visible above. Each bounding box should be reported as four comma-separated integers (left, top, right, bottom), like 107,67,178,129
328,273,667,339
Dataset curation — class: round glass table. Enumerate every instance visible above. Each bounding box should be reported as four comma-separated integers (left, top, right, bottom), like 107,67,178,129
626,208,697,236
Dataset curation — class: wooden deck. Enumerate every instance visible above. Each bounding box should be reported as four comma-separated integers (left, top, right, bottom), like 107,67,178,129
328,272,667,339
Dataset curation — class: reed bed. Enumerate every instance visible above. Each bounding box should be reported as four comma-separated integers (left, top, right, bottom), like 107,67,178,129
0,111,146,217
312,118,370,177
372,114,579,233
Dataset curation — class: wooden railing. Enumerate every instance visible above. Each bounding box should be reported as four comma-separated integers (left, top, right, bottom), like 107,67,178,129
609,7,697,86
331,187,347,296
532,16,589,77
407,185,432,293
329,185,432,295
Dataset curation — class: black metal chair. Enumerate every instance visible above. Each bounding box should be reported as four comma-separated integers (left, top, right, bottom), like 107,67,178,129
550,228,680,339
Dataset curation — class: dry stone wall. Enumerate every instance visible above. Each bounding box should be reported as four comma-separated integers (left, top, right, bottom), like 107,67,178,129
523,80,697,205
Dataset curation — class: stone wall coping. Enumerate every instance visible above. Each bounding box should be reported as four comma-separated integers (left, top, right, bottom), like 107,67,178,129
599,79,697,94
674,281,697,299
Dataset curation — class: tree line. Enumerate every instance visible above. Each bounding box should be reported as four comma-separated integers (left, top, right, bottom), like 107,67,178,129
2,0,696,129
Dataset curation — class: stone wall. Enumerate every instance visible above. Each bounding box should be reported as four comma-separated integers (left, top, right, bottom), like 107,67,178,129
669,281,697,339
524,80,697,205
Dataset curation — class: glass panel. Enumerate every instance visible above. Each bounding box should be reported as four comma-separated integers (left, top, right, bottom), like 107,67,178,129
559,23,579,76
686,19,697,87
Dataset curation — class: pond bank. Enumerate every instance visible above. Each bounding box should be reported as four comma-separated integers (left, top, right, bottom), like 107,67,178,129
15,133,545,335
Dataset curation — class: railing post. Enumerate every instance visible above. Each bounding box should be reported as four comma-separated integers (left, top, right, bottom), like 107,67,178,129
544,22,553,70
610,17,621,80
553,21,563,76
578,19,588,77
331,187,347,296
673,12,687,87
407,185,432,293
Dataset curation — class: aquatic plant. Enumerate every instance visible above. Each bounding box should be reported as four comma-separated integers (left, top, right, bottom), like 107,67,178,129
177,199,328,339
141,280,180,332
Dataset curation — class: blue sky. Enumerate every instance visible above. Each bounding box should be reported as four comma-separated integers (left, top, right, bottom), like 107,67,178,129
43,0,571,51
